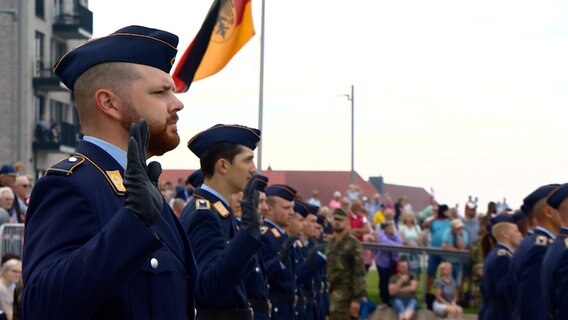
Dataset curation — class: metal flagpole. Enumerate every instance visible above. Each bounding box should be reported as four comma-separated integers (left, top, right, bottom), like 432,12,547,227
256,0,266,174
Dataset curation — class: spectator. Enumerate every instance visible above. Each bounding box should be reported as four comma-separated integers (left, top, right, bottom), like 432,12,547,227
346,184,361,203
318,206,333,241
308,189,321,207
425,204,451,295
433,262,463,319
372,204,386,225
375,221,403,308
398,211,422,275
441,219,469,285
0,188,13,225
388,259,418,320
328,191,342,210
170,198,185,220
367,193,383,221
11,176,30,223
0,259,22,320
461,200,480,306
349,202,373,271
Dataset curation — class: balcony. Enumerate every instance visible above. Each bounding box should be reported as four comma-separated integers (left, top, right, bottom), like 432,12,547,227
32,61,68,92
33,121,80,153
53,3,93,40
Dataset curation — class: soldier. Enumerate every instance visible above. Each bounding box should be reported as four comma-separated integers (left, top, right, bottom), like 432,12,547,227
325,208,366,320
294,200,327,320
22,26,197,319
510,184,560,320
261,184,299,320
180,124,267,319
541,183,568,319
479,213,523,320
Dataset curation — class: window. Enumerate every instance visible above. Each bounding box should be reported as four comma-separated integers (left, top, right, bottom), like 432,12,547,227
50,39,66,67
35,95,46,123
34,32,45,77
36,0,45,18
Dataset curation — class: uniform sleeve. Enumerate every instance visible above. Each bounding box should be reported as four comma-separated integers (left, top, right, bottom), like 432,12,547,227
492,255,513,305
185,209,261,306
554,251,568,319
260,232,290,283
350,238,366,300
22,175,162,319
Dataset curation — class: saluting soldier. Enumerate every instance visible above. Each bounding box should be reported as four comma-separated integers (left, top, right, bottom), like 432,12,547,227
22,26,198,319
313,216,328,320
541,183,568,319
325,208,366,320
261,185,299,320
479,213,523,320
180,124,267,320
288,201,308,319
510,184,560,320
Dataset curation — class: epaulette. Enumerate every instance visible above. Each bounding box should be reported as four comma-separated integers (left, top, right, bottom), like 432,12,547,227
295,239,304,248
497,249,512,257
535,235,552,246
260,226,269,234
45,156,85,176
270,228,281,238
196,199,211,210
213,201,229,218
564,238,568,248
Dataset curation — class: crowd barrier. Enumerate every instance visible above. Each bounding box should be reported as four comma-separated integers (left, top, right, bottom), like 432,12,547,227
0,223,25,259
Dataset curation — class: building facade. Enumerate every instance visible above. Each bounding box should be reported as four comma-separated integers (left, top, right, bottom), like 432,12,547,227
0,0,92,176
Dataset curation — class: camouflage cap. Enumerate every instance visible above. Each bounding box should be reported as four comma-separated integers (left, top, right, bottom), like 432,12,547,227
333,208,348,220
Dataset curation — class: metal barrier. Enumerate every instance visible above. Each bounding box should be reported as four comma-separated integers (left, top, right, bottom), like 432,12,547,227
0,223,25,258
361,242,470,260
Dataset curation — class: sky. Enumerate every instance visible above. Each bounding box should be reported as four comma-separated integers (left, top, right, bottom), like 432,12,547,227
89,0,568,210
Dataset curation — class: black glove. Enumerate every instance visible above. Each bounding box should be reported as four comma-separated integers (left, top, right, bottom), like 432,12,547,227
124,119,163,227
280,235,299,262
240,174,268,240
306,243,326,261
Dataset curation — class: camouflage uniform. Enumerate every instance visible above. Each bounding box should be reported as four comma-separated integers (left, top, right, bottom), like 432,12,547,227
325,232,366,320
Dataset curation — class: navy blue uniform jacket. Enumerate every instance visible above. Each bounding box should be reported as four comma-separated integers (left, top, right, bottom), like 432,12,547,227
22,141,197,320
480,243,514,320
541,227,568,320
510,228,553,320
180,188,262,309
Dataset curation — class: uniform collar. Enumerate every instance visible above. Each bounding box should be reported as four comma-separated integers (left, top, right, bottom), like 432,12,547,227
200,184,229,207
497,242,514,254
559,226,568,236
83,136,127,169
264,218,286,235
535,226,556,240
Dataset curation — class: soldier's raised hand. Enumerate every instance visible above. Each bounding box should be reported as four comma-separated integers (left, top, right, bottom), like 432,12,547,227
280,235,299,262
124,118,163,226
240,174,268,240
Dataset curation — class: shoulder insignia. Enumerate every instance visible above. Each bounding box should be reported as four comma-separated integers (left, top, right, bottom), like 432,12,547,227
196,199,211,210
535,235,549,246
105,170,126,192
213,201,229,218
270,228,281,238
564,237,568,248
260,226,269,234
295,239,304,248
497,249,511,257
45,156,85,176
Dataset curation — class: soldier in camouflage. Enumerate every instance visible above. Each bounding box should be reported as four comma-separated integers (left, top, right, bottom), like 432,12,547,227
325,208,366,320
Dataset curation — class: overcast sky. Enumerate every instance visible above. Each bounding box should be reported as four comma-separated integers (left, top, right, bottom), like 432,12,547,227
90,0,568,210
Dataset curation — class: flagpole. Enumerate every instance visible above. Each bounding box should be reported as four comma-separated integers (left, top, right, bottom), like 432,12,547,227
257,0,266,174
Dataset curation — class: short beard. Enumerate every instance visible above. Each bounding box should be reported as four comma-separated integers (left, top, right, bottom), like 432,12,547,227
120,105,180,157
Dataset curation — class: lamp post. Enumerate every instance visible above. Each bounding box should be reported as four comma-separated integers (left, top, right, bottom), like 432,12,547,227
342,85,355,184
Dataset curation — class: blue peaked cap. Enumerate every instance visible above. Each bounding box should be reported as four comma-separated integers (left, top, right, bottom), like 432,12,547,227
187,124,261,158
187,170,204,188
547,183,568,209
521,183,560,215
265,184,297,201
54,25,179,91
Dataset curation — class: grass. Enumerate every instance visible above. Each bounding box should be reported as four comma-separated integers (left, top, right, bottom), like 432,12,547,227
365,269,478,314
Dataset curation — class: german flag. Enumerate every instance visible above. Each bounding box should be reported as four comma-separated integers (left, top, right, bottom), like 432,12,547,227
173,0,255,93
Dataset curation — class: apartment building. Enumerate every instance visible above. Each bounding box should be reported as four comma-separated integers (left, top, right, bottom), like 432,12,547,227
0,0,92,176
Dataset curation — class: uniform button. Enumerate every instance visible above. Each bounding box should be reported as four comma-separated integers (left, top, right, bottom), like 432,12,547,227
150,257,159,269
227,240,230,244
68,156,78,162
274,307,278,313
255,267,260,273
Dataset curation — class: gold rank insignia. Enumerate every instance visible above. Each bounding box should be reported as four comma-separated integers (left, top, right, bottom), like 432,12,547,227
535,235,549,246
564,237,568,248
213,201,229,218
196,199,210,210
295,239,304,248
270,228,281,238
106,170,126,193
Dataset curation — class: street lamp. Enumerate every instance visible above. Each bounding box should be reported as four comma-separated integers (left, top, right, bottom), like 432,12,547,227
341,85,355,184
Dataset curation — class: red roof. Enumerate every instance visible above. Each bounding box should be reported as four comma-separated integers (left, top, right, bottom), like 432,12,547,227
160,168,431,211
